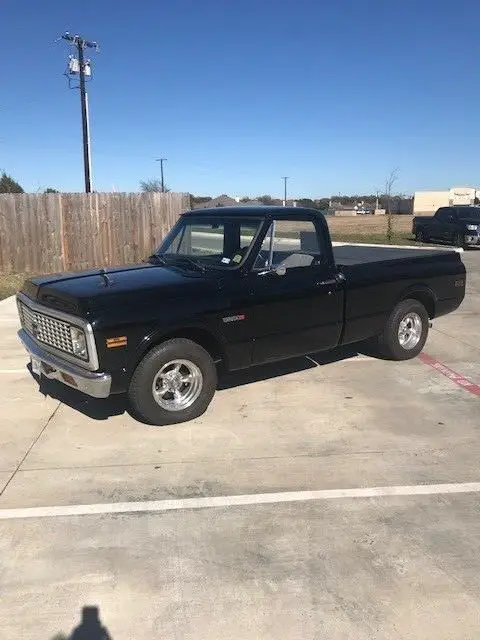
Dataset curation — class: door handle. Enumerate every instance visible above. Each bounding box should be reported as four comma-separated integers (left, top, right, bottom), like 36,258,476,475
316,278,337,286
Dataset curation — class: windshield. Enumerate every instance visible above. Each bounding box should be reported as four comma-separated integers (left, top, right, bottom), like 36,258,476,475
458,208,480,221
156,216,263,268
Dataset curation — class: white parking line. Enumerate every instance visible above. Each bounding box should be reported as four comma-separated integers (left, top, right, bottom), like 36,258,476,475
1,482,480,521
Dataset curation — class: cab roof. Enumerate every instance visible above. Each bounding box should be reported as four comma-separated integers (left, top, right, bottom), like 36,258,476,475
182,206,324,219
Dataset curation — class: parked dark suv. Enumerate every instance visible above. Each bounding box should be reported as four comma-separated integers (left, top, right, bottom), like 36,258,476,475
413,206,480,248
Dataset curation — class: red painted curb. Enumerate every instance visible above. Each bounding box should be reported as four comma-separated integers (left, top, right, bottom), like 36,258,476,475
419,353,480,397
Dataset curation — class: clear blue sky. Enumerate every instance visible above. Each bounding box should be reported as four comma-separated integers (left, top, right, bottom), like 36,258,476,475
1,0,479,197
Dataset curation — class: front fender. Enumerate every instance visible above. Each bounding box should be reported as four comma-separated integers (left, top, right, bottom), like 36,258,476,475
133,322,227,370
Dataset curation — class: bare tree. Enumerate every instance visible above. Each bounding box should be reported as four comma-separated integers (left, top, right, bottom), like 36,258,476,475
140,179,170,193
384,167,399,243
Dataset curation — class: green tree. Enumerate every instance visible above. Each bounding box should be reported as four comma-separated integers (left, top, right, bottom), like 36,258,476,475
140,179,170,193
44,187,59,194
191,195,212,204
0,172,24,193
296,198,317,209
315,198,330,210
257,195,274,205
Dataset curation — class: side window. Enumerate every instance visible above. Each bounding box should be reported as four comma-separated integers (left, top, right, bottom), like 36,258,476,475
254,219,322,270
436,208,447,221
239,222,259,250
442,208,456,221
178,223,225,255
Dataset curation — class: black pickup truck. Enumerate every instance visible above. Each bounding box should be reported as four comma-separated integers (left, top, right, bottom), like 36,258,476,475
413,205,480,248
17,206,466,425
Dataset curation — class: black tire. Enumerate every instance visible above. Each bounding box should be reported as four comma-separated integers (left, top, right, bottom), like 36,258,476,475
128,338,217,425
454,232,465,249
375,299,429,361
415,229,428,243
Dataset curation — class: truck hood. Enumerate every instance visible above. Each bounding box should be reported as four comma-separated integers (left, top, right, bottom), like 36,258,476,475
21,263,219,317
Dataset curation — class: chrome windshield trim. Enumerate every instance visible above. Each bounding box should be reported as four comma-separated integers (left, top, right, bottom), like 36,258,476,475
16,292,99,371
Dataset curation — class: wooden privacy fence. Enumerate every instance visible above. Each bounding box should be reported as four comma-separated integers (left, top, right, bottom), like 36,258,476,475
0,192,190,274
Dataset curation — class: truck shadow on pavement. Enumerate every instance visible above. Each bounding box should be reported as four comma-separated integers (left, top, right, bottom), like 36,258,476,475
34,344,373,424
217,344,366,389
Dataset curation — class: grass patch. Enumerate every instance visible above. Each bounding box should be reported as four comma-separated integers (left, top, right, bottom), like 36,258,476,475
326,215,414,246
0,273,30,301
329,231,415,245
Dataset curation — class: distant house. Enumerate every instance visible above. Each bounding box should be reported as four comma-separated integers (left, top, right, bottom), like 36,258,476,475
193,195,237,209
191,195,299,209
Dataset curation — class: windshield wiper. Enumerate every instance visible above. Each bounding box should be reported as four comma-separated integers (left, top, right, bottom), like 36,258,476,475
146,254,167,265
170,255,206,273
148,253,206,273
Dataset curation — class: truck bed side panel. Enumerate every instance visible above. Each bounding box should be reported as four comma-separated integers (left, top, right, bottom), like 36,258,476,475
333,248,466,345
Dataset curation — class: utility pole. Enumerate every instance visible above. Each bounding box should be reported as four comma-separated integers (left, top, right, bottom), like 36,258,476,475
61,33,99,193
282,176,289,207
156,158,167,193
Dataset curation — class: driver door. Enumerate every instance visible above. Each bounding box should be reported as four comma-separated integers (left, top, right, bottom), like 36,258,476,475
248,217,344,365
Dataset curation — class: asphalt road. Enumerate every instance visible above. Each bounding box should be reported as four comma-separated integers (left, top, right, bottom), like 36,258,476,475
0,250,479,640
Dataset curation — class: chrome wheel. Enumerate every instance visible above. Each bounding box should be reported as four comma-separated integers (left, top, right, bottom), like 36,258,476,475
152,359,203,412
398,312,422,350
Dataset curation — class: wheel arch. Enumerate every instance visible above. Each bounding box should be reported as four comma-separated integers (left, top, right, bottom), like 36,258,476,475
134,325,226,372
395,285,436,319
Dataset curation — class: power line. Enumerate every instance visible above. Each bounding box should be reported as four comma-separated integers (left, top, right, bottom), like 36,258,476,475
60,33,99,193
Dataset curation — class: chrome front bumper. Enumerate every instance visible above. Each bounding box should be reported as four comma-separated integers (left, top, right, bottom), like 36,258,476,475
18,329,111,398
465,235,480,245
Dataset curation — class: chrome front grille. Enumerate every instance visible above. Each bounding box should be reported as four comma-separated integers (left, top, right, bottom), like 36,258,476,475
20,302,74,356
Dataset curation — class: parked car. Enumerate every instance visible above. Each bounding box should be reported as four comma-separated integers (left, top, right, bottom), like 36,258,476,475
413,206,480,248
17,206,466,425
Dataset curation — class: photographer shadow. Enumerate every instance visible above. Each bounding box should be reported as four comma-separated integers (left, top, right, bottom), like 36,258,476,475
51,606,112,640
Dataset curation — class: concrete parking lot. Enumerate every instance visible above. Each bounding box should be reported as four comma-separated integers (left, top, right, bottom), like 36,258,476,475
1,251,479,639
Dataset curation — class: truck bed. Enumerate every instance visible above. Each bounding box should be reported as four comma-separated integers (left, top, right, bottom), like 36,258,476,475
332,244,455,266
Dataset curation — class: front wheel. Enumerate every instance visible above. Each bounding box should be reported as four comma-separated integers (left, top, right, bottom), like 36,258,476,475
375,299,429,360
128,338,217,425
454,232,465,249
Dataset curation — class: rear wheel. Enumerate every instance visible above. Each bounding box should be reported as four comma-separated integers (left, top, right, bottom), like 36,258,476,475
128,338,217,425
415,229,428,243
375,299,429,360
